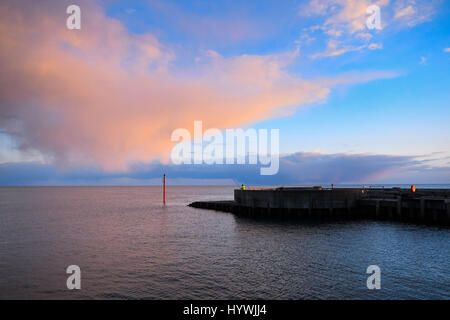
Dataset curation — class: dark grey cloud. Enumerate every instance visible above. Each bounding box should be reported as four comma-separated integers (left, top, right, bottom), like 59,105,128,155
1,152,448,186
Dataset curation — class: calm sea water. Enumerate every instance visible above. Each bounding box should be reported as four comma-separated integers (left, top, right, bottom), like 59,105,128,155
0,186,449,300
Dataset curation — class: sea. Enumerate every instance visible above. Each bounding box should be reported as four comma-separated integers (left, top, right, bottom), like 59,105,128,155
0,185,449,299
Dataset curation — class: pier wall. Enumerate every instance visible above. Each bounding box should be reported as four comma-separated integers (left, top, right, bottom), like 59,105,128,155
234,188,363,210
189,187,450,226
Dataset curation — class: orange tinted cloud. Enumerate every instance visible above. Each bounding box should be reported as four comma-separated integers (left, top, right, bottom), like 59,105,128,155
0,0,394,170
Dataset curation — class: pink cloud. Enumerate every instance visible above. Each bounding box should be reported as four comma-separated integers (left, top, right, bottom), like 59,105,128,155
0,0,396,170
300,0,390,33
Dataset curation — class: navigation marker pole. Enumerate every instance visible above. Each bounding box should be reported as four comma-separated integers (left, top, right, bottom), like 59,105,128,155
163,174,166,206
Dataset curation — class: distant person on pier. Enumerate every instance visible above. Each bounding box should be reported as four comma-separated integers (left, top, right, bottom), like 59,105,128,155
241,184,246,190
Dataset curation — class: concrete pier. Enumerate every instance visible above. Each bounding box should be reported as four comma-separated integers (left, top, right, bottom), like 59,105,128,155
189,187,450,225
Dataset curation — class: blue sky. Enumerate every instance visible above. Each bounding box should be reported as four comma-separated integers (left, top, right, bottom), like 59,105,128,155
0,0,449,185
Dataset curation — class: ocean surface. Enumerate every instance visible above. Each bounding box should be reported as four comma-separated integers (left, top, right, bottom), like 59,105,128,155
0,186,449,300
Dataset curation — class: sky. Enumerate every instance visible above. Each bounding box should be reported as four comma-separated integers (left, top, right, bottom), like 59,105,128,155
0,0,449,185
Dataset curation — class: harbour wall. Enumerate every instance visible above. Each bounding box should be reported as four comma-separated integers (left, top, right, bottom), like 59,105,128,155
189,187,450,225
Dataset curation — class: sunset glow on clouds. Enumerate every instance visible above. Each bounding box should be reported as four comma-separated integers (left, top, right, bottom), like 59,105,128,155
0,0,395,168
0,0,449,184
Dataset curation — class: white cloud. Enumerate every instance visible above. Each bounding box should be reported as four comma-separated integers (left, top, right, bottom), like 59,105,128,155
310,40,382,58
395,5,415,18
368,43,383,50
394,0,436,27
301,0,439,59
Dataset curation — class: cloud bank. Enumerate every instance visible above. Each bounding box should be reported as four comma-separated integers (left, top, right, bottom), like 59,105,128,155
1,152,448,186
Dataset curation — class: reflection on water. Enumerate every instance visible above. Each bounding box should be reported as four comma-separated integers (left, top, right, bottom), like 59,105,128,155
0,186,449,299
